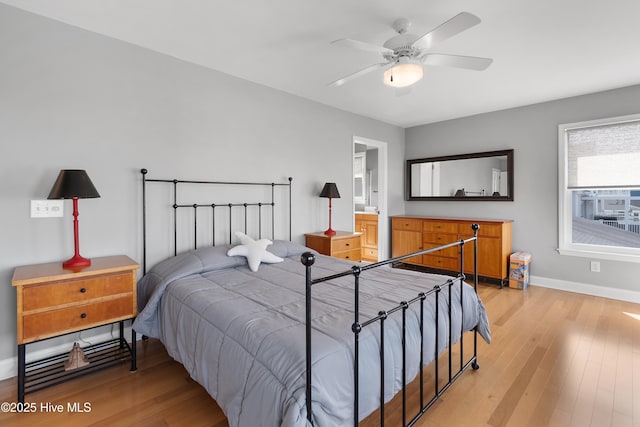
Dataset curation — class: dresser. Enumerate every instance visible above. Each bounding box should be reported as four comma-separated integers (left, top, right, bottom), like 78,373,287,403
305,231,362,261
12,255,139,402
391,216,512,285
355,213,379,262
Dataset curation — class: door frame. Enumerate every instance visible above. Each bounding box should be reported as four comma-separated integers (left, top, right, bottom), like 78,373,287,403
353,136,389,261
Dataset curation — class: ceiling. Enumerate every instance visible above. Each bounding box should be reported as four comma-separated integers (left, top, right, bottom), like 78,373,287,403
3,0,640,128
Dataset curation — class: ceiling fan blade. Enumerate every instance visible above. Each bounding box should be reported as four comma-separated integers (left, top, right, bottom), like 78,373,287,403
331,38,394,56
422,53,493,70
328,62,391,87
413,12,481,50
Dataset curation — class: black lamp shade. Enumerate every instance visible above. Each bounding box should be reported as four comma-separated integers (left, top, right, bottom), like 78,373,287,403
48,170,100,199
319,182,340,199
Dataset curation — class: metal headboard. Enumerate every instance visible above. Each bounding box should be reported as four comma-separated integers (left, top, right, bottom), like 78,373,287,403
140,168,292,274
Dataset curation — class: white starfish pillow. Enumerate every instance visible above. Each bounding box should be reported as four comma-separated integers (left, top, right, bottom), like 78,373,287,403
226,231,283,272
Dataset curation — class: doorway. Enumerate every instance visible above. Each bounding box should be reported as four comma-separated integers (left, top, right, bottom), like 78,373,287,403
353,136,388,261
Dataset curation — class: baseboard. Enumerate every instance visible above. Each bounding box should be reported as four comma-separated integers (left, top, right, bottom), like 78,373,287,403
530,275,640,303
0,326,135,382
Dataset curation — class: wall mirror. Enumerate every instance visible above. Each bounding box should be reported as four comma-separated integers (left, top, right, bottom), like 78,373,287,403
406,149,514,201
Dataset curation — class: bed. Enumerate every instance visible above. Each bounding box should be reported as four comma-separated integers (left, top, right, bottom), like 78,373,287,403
132,170,491,427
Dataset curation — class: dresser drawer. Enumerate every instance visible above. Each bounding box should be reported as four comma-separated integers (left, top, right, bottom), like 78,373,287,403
458,223,502,237
22,272,133,312
331,236,361,253
423,232,458,245
392,218,422,231
422,242,459,258
423,255,459,271
333,248,361,261
22,295,134,342
423,222,458,233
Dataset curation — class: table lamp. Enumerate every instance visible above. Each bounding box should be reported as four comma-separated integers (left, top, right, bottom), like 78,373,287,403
48,170,100,268
319,182,340,236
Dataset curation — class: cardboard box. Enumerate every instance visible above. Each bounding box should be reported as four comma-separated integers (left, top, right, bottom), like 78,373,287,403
509,252,531,289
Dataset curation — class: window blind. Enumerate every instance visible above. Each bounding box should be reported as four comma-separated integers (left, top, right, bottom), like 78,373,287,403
566,120,640,188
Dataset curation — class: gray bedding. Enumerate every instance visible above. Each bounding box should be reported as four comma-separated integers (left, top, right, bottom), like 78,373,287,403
133,240,491,427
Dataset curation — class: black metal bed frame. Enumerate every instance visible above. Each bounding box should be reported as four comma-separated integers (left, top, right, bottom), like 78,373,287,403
301,225,480,426
140,168,293,274
140,169,482,427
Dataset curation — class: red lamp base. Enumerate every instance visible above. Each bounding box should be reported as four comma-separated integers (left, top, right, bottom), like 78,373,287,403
63,254,91,269
324,228,336,236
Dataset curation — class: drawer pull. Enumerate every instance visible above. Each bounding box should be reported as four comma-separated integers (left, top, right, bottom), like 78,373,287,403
80,313,87,319
80,288,87,293
345,243,350,247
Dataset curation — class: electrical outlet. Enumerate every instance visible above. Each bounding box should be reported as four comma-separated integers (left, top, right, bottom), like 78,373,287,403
30,200,64,218
590,260,601,273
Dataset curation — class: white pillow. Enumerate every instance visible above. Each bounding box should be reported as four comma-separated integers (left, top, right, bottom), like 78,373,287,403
226,231,284,272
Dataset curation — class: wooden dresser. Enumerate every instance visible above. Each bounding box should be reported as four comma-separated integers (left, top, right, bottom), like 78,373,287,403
12,255,139,402
305,231,362,262
391,216,512,285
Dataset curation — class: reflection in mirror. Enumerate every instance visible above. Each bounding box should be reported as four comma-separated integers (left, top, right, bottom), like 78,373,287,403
354,151,365,204
406,149,514,201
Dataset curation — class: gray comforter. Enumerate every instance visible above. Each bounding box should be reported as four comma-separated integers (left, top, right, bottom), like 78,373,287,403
133,241,491,427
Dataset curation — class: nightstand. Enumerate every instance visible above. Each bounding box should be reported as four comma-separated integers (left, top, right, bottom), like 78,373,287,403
11,255,139,402
304,231,362,261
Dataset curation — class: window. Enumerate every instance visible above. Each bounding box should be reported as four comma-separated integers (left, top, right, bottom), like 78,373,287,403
558,113,640,262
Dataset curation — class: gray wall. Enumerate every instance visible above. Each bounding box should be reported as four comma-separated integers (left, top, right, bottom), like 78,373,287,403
0,5,405,361
405,85,640,293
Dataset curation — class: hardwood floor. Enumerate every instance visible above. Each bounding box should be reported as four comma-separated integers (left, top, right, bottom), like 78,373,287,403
1,284,638,426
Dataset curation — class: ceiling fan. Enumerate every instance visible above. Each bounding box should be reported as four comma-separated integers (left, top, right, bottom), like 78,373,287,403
329,12,493,89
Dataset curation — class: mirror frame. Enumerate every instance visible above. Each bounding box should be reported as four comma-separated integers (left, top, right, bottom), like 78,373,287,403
406,149,514,201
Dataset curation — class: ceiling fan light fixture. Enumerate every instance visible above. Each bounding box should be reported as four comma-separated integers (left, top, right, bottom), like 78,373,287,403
383,58,423,88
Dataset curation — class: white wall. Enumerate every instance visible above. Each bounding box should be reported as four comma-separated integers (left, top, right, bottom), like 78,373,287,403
405,85,640,299
0,4,405,363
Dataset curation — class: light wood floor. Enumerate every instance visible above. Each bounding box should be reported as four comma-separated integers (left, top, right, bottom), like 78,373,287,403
1,284,639,426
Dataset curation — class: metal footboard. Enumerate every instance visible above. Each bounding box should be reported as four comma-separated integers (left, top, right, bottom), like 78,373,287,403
302,224,480,426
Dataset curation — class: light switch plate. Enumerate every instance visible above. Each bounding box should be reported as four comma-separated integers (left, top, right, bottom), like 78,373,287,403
30,200,64,218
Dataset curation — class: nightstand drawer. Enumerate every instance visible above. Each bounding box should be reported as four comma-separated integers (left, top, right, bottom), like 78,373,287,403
334,248,361,261
22,295,134,342
331,237,361,253
22,272,133,312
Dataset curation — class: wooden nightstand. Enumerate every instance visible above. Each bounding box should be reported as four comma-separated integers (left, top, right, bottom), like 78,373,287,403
304,231,362,261
11,255,139,402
